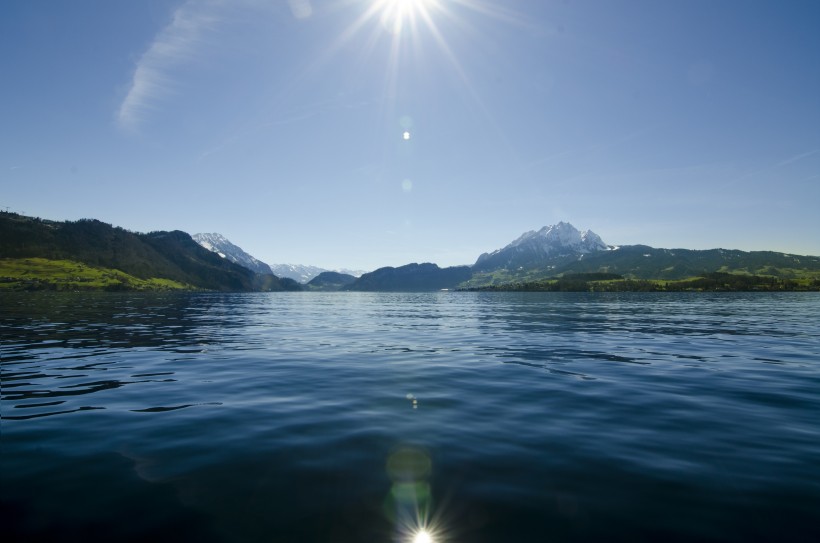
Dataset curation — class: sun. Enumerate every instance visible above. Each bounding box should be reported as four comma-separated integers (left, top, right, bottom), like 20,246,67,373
316,0,518,134
375,0,439,35
412,529,434,543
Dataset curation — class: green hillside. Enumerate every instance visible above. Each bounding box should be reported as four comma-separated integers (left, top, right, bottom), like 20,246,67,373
305,271,357,291
0,212,298,292
464,272,820,292
4,211,819,293
464,245,820,289
0,258,191,291
346,263,472,292
558,245,820,279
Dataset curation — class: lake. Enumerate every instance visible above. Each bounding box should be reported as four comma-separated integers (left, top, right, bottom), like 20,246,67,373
2,291,819,542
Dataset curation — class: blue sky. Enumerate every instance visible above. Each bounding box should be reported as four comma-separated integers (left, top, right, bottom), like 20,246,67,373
2,0,819,271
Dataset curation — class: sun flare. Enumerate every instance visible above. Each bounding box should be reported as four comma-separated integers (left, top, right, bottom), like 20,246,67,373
375,0,439,35
412,529,434,543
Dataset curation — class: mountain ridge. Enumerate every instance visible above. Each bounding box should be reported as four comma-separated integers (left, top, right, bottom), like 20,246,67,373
3,211,819,291
305,271,357,291
193,233,274,276
0,212,300,292
474,221,610,272
345,263,472,292
193,233,365,283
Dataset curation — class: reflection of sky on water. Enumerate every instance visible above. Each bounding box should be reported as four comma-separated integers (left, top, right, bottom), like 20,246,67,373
3,292,820,542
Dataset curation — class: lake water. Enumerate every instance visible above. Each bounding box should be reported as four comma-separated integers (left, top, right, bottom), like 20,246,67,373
2,292,819,542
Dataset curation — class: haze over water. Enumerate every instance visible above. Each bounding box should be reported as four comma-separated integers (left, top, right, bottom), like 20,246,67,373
2,291,819,542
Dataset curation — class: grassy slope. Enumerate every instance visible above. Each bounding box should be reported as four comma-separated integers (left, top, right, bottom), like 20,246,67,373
0,258,192,291
0,213,281,291
461,272,820,292
463,245,820,289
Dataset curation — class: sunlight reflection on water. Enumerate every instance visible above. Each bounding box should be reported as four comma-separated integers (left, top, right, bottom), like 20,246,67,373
2,292,820,542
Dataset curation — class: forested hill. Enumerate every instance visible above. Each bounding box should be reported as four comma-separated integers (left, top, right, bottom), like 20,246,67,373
557,245,820,280
346,263,472,292
465,244,820,288
0,212,299,291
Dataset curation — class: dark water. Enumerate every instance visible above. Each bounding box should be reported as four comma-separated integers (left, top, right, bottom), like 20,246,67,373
2,292,819,543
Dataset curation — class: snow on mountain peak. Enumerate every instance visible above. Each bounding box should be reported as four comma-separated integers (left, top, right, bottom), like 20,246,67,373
506,222,604,253
193,233,366,283
475,222,609,269
193,233,274,276
580,229,608,251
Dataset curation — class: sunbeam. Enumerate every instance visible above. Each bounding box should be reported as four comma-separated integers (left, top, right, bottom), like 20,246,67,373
375,0,439,35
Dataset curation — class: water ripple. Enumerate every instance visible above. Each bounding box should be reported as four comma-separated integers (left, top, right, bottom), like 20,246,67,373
2,291,820,542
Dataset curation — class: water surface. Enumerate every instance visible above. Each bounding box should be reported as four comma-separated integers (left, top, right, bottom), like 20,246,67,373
2,292,819,542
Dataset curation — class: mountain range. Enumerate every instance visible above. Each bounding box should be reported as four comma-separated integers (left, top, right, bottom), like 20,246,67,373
192,233,274,276
2,211,819,292
466,223,820,287
193,233,364,283
0,213,301,292
193,234,474,291
345,263,473,292
474,221,609,272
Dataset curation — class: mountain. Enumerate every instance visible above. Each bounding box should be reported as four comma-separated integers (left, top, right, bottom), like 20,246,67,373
193,233,359,283
549,245,820,280
267,264,367,283
0,212,299,291
193,233,274,276
268,263,328,283
346,263,472,292
334,268,368,278
305,271,357,291
474,222,609,272
4,211,817,292
465,222,820,288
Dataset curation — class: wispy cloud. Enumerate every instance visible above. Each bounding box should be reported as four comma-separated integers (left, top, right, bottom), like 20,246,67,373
777,148,820,167
117,0,223,131
717,147,820,190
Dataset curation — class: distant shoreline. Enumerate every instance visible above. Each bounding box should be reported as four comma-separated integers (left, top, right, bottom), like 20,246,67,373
460,272,820,293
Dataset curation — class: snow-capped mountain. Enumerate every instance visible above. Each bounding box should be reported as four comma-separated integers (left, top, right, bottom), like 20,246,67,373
194,233,366,283
335,268,367,278
269,264,367,283
474,222,610,271
193,233,274,276
268,264,327,284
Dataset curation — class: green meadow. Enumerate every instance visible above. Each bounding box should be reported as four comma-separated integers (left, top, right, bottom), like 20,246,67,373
0,258,191,291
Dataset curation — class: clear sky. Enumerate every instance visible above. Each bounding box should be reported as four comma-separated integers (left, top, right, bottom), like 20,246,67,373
2,0,819,271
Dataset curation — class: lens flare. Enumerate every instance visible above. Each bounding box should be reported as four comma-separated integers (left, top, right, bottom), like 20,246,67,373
413,529,434,543
377,0,438,35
